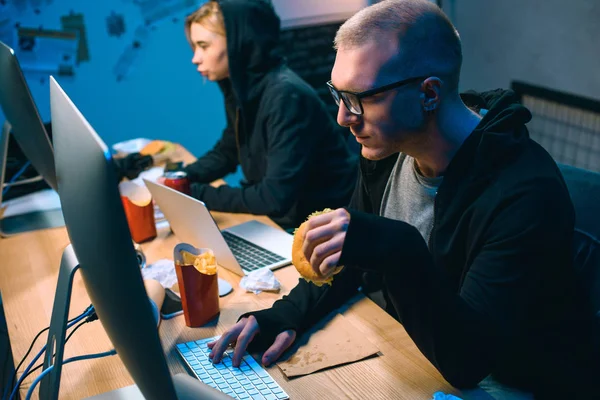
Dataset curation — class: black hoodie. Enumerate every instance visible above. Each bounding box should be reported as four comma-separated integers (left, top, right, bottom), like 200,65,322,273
245,90,600,398
184,0,356,230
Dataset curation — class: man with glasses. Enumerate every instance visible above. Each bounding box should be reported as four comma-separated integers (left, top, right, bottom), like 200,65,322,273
209,0,600,397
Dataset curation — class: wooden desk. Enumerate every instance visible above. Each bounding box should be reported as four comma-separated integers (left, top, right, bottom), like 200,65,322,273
0,147,459,399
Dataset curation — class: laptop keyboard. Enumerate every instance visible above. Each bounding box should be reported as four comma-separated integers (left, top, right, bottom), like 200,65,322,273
221,231,285,272
176,336,290,400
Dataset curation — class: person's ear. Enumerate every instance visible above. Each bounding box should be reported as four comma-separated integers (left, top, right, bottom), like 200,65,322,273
420,77,442,112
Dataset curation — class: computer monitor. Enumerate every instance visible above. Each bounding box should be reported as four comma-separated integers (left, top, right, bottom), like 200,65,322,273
0,40,64,236
46,76,230,399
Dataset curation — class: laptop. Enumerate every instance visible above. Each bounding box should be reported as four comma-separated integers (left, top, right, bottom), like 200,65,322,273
144,179,293,276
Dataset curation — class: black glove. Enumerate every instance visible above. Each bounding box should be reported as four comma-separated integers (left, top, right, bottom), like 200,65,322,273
113,152,154,181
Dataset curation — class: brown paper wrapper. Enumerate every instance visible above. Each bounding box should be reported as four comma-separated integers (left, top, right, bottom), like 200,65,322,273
174,243,220,327
277,313,380,378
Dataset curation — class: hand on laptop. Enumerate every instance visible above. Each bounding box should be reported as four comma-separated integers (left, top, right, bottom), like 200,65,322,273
208,315,296,367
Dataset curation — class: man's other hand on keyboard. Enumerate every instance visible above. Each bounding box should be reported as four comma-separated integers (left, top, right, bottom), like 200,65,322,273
208,315,296,367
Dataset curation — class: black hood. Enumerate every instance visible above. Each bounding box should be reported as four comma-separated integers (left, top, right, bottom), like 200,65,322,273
462,88,532,134
456,89,533,180
217,0,284,106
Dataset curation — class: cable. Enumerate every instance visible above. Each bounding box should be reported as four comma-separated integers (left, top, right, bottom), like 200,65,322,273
7,306,95,400
24,349,117,400
8,348,45,400
2,161,31,197
7,310,92,400
9,327,48,392
16,319,88,383
4,305,93,400
16,310,98,385
5,304,93,400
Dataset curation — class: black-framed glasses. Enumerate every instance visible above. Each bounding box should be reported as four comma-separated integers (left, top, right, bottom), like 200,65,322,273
327,76,429,116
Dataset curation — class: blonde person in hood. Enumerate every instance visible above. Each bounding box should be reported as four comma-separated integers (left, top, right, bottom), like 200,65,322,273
181,0,357,231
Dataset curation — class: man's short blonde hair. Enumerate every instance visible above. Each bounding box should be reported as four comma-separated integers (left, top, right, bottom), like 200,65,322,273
184,1,226,45
334,0,462,90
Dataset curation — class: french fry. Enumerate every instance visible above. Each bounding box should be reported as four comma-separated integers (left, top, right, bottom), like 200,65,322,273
179,250,217,275
180,250,198,266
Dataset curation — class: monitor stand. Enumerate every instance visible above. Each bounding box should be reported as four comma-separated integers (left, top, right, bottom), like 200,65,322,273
39,244,80,400
0,120,65,237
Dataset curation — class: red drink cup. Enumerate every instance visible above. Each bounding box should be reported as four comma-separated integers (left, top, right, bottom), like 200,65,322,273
164,171,191,196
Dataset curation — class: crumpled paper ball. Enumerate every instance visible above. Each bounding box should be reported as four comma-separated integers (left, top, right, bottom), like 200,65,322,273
239,268,281,294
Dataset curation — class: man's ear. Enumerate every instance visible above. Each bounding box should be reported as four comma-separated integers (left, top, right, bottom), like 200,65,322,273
420,77,442,112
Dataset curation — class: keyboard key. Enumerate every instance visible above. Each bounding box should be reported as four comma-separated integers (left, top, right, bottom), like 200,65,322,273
267,383,278,390
261,377,275,385
255,384,267,390
199,376,212,384
243,355,260,367
245,359,270,379
275,393,288,399
234,388,246,394
264,394,278,400
238,394,250,400
241,355,254,363
192,366,205,374
248,389,259,395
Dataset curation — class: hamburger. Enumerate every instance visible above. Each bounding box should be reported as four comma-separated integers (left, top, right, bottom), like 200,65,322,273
292,209,344,287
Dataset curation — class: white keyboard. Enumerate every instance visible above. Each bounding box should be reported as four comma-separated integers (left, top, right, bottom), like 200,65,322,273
176,336,290,400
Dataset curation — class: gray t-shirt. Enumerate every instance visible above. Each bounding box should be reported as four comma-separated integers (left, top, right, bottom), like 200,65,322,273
380,153,443,243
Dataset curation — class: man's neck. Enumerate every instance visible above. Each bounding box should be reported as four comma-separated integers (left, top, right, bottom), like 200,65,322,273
411,100,482,178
